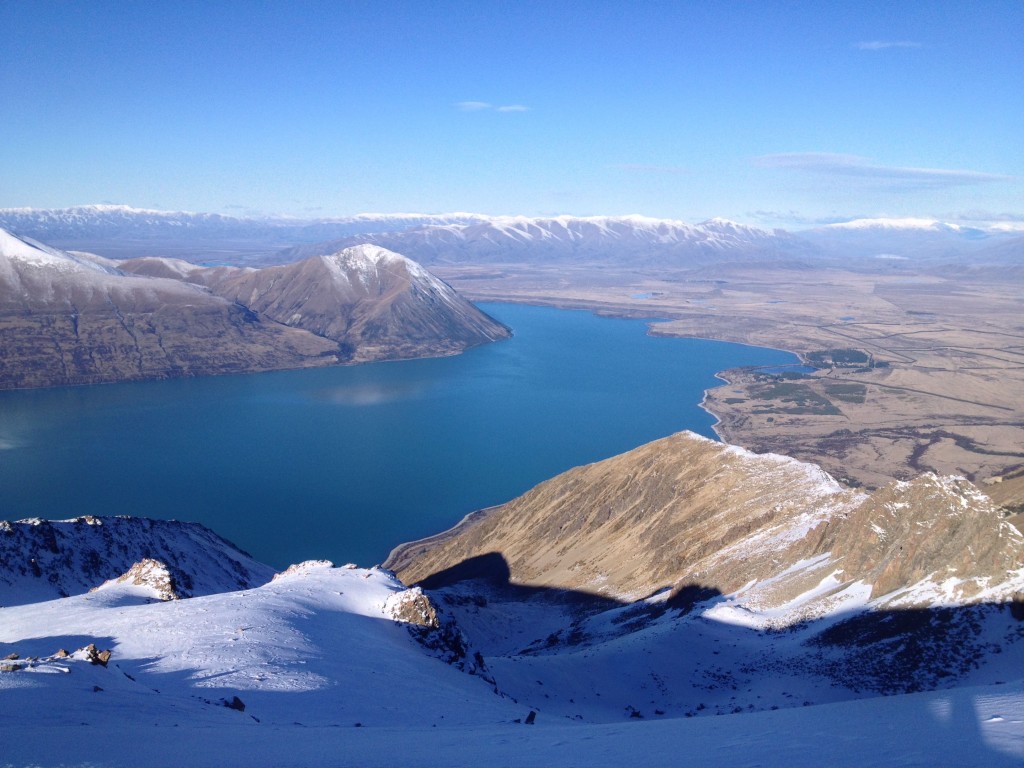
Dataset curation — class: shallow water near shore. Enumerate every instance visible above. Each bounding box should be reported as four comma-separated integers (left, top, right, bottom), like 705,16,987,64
0,303,797,568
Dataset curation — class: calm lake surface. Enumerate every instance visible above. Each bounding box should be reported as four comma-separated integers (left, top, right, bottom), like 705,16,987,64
0,304,797,568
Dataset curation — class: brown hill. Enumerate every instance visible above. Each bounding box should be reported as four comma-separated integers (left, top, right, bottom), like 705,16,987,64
0,231,508,389
195,245,511,362
0,228,337,389
388,432,1023,619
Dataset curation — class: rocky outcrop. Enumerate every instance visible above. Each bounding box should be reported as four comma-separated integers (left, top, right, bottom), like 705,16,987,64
384,587,440,628
271,560,337,581
93,558,181,601
818,474,1024,602
384,585,492,683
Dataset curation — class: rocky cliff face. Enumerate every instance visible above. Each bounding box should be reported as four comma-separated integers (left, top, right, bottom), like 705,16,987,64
821,474,1023,603
388,432,1024,621
0,229,508,389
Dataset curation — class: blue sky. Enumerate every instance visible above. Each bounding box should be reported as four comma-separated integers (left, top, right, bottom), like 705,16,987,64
1,0,1021,227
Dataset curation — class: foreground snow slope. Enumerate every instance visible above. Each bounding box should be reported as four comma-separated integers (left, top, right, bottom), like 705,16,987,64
3,556,1023,767
2,679,1022,767
0,561,515,732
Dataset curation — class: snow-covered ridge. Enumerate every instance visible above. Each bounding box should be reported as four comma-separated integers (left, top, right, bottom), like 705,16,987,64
0,206,494,245
0,226,120,275
822,217,963,231
817,217,1024,234
314,213,814,268
409,214,779,242
0,205,789,255
0,516,275,606
0,204,491,225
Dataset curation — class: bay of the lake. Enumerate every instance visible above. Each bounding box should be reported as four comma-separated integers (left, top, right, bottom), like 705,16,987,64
0,304,797,569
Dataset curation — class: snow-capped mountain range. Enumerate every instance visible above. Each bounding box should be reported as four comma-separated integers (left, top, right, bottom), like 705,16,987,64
273,214,815,267
1,205,1020,267
2,432,1023,766
799,217,1024,262
0,205,489,249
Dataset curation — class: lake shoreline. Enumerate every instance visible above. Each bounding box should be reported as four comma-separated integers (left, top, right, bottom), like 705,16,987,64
383,505,501,575
467,296,807,456
0,302,797,568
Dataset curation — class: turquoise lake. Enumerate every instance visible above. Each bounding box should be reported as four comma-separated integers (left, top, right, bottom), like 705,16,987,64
0,304,797,568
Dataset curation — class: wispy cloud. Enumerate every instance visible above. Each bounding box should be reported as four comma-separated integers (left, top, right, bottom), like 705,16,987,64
746,209,853,227
455,101,530,113
755,152,1012,188
613,163,690,175
856,40,922,50
942,210,1024,224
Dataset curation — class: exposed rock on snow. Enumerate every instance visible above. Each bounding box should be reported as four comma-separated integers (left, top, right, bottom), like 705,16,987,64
78,643,112,666
384,587,440,628
93,558,181,601
272,560,336,580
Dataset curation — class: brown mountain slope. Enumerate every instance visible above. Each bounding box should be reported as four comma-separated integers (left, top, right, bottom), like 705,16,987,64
1,231,509,389
197,245,511,362
388,432,1024,618
0,229,338,389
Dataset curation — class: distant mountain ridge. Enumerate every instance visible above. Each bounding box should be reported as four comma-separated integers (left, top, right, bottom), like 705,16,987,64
0,205,491,259
800,216,1022,261
277,214,817,267
0,204,489,241
3,206,1020,266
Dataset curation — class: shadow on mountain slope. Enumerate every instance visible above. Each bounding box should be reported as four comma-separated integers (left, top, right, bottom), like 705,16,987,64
411,552,1024,698
414,551,630,615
